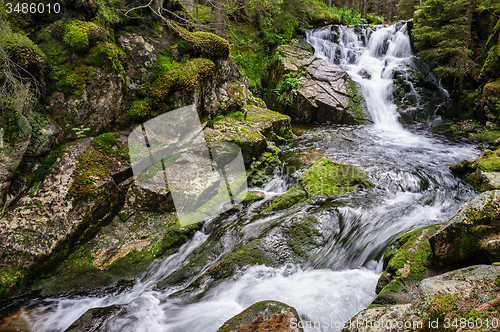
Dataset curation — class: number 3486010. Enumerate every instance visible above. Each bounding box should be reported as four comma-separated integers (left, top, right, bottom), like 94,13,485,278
5,2,61,14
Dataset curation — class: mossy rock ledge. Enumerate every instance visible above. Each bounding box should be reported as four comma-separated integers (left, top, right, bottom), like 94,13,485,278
430,190,500,265
267,157,373,211
217,300,304,332
450,148,500,191
371,224,442,307
265,45,368,125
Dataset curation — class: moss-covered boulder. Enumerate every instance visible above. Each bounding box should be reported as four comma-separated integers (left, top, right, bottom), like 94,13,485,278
0,26,47,79
172,24,230,59
372,224,442,306
217,300,304,332
430,190,500,265
265,45,367,124
36,21,127,136
450,148,500,191
343,265,500,332
25,110,61,157
205,106,292,164
0,135,128,298
267,158,372,211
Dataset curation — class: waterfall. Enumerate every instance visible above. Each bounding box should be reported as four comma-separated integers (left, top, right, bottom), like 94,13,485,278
306,22,417,132
3,23,481,332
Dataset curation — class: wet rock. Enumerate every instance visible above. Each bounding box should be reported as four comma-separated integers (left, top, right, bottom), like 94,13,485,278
266,45,367,124
64,305,122,332
217,300,304,332
392,58,447,122
205,106,292,164
429,190,500,265
267,158,372,211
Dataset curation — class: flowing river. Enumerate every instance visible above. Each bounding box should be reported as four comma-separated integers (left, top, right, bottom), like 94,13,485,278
2,22,484,332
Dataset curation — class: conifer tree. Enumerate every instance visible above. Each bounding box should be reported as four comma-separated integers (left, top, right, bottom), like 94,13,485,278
412,0,474,83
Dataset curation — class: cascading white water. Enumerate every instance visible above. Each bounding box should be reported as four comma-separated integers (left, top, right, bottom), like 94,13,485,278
2,23,483,332
306,23,414,132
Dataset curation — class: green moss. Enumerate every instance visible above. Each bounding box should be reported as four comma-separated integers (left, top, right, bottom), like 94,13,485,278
285,217,321,257
427,293,459,322
63,24,89,52
68,132,129,200
0,108,24,143
172,24,230,59
484,80,500,96
140,55,215,112
373,224,443,306
267,158,372,212
387,229,433,280
345,76,366,124
266,184,308,212
86,41,127,73
0,27,46,77
206,246,270,280
240,191,265,205
476,149,500,172
482,45,500,77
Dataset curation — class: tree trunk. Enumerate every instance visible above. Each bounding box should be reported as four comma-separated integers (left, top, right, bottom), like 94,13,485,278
213,0,226,37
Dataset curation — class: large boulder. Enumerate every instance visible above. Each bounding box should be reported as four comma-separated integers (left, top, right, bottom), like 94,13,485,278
372,224,442,306
217,300,304,332
430,190,500,265
0,135,128,297
266,45,367,124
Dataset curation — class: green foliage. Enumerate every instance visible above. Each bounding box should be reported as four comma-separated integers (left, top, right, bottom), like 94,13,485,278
275,71,305,105
72,125,90,138
366,13,385,24
395,0,420,20
413,0,474,80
